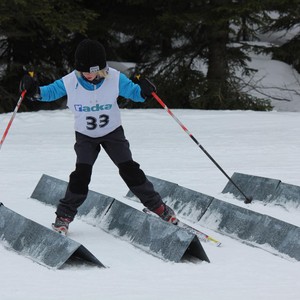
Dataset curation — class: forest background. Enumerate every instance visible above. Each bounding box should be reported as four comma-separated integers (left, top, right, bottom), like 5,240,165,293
0,0,299,113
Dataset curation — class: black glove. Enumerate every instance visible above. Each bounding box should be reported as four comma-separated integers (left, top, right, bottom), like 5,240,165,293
139,78,156,98
19,74,40,100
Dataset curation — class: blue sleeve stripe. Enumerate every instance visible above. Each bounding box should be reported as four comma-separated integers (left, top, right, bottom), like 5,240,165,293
40,79,67,102
119,73,145,102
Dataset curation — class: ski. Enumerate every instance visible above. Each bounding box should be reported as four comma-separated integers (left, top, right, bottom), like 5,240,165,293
142,208,221,247
176,219,221,247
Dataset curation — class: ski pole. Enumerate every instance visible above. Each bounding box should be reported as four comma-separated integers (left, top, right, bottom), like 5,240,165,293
0,71,34,150
151,91,253,204
0,90,27,150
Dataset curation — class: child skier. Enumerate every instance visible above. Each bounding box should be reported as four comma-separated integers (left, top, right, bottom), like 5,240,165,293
20,39,177,234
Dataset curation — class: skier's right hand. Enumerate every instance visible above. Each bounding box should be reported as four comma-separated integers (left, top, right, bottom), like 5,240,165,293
19,74,40,100
139,78,156,99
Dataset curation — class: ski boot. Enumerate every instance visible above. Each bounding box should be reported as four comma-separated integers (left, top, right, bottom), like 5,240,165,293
153,203,178,225
52,216,72,235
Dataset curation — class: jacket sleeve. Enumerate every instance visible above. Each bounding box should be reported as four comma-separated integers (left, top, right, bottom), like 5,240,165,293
118,73,145,102
39,79,67,102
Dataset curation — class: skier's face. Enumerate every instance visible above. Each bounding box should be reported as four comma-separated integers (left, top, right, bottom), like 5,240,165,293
82,72,97,81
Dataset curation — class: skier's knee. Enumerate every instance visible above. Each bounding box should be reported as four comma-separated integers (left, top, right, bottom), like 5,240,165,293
69,163,92,194
118,160,146,187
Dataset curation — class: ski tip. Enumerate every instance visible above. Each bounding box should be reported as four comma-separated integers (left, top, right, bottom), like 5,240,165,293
207,238,222,247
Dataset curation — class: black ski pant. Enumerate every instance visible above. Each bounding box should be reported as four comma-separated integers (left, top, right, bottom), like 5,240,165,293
56,126,163,220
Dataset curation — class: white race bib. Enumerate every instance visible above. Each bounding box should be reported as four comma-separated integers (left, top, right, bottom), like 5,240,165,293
63,68,121,137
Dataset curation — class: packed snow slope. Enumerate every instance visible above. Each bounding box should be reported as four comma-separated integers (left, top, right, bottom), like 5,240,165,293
0,108,299,300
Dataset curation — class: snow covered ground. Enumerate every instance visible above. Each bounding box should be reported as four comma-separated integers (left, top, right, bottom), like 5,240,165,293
0,107,299,300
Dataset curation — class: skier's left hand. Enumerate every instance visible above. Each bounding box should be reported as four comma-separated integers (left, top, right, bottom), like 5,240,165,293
19,74,40,101
139,78,156,98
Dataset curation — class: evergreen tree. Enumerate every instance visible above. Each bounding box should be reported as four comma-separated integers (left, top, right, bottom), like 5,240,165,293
0,0,286,112
99,0,271,110
200,0,271,109
0,0,97,112
262,0,300,73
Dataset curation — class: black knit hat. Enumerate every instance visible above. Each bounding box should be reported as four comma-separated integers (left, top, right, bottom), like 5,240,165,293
75,39,106,72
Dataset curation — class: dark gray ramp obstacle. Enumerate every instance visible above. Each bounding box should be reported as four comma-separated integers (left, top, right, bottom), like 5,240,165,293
222,172,281,202
99,200,209,262
222,172,300,209
127,175,300,261
269,182,300,209
126,176,214,223
31,175,210,263
0,203,104,269
198,198,300,261
126,175,178,200
31,174,114,221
